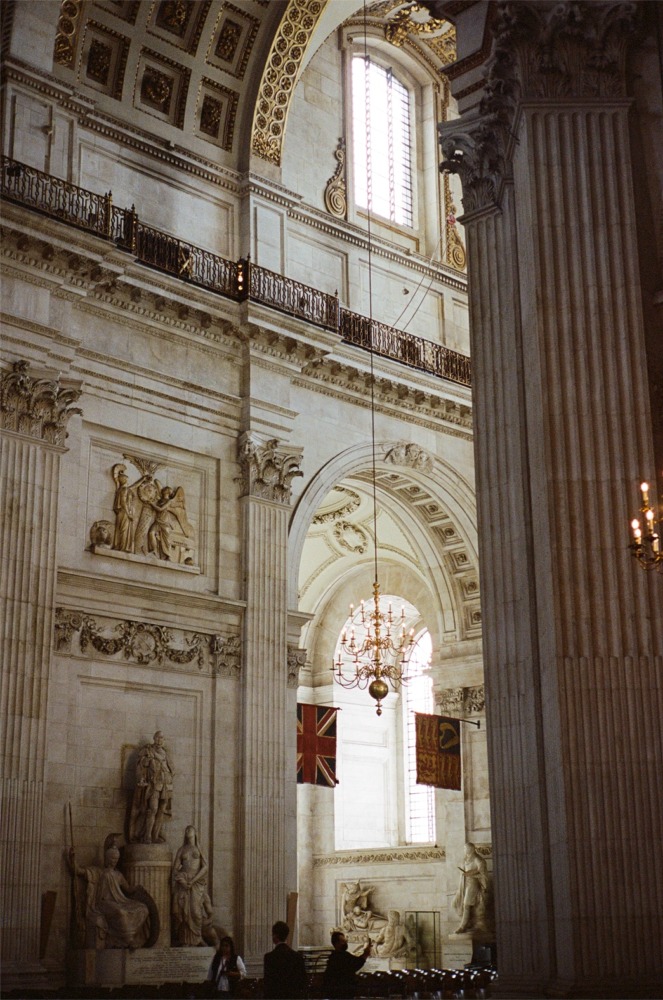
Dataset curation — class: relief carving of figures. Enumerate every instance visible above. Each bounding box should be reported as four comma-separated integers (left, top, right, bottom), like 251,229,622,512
171,825,217,947
340,881,387,936
66,833,158,949
374,909,413,959
90,454,195,565
236,433,303,504
1,359,82,445
128,731,174,844
211,634,242,678
384,441,433,472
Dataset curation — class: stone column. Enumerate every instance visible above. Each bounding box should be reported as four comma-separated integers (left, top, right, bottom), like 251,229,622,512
236,434,303,964
0,361,81,975
124,843,172,948
439,3,663,995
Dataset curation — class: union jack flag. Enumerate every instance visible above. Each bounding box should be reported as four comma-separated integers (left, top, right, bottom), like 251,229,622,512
297,703,338,787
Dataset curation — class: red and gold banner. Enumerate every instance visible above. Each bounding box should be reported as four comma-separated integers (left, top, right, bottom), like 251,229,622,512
297,703,338,787
415,712,461,790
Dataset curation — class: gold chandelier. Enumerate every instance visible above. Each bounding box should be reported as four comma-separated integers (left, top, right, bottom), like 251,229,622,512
331,0,416,715
630,480,662,572
332,582,415,715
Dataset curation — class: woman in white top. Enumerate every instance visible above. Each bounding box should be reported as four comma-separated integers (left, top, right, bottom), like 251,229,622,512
207,935,247,995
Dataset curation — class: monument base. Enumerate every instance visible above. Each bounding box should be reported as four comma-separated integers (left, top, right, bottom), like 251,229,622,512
444,933,473,969
67,946,214,987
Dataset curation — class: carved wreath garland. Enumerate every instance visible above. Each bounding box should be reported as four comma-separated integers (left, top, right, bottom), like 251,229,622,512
57,612,205,668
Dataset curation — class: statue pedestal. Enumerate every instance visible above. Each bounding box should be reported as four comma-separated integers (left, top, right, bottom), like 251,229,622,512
124,842,172,948
444,933,473,969
67,946,214,987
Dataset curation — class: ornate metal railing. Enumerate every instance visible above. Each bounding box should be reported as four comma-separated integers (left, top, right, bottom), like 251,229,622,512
1,156,471,386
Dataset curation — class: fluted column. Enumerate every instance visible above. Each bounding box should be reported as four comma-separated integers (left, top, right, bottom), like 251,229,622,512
440,3,663,994
0,361,81,971
236,434,302,964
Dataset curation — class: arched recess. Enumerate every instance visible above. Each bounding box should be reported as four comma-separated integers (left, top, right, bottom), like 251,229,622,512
288,439,480,670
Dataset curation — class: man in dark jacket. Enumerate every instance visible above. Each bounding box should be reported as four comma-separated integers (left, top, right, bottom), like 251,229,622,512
322,930,371,999
263,920,307,999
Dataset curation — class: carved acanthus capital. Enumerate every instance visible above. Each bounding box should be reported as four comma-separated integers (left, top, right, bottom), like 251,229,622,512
287,646,307,688
211,634,242,678
439,110,506,217
436,684,486,716
237,433,303,504
464,684,485,715
436,686,464,716
491,0,642,101
1,360,82,446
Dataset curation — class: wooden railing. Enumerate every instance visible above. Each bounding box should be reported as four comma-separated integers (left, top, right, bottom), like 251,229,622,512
1,157,471,386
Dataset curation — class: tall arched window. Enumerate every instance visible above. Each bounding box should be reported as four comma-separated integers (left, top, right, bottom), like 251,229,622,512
403,630,435,843
352,55,413,227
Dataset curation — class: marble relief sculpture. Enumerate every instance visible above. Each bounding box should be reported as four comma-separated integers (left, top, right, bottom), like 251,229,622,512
128,731,175,844
91,455,195,565
67,834,157,949
453,842,488,934
374,909,412,959
341,881,387,934
171,825,217,947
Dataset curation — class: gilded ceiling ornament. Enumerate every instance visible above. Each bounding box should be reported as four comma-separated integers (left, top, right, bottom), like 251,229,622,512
251,0,328,166
324,138,347,219
0,360,82,446
53,0,83,67
385,3,447,48
236,433,303,504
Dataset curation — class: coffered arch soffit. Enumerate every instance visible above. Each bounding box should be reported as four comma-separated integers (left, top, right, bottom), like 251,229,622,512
289,440,479,648
40,1,455,172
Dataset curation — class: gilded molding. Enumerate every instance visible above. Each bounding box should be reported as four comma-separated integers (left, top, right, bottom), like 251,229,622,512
236,433,303,504
324,138,347,220
314,846,446,867
443,173,466,272
250,0,327,166
0,360,82,446
385,3,448,48
54,0,84,68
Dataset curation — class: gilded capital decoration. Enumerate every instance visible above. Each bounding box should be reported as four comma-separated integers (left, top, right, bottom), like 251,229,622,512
251,0,328,166
1,360,82,446
324,138,347,219
287,646,307,688
237,433,303,504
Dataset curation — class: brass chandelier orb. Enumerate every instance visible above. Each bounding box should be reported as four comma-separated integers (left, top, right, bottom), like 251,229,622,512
629,480,662,572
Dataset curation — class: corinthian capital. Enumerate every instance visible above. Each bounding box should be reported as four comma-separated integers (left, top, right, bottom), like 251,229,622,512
492,0,642,100
237,432,303,504
1,360,82,446
439,110,506,217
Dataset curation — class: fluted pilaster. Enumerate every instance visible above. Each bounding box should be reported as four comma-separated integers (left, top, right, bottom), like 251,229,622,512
237,435,301,963
443,3,662,993
0,361,81,969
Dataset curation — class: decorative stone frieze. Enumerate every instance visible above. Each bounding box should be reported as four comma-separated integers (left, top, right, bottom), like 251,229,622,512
287,646,307,688
0,360,82,446
314,846,445,867
324,138,347,219
54,609,220,672
236,433,303,504
211,634,242,678
436,687,464,715
384,441,433,472
464,684,485,715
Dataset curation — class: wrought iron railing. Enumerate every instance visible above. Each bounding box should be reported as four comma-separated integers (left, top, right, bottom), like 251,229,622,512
1,156,471,386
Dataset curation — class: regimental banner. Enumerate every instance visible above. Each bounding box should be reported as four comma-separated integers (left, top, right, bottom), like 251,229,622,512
297,703,338,787
415,713,461,790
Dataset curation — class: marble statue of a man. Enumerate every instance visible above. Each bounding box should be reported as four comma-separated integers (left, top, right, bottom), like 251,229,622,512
129,731,174,844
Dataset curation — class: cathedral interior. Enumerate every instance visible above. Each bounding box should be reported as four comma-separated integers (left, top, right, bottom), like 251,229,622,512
1,1,662,997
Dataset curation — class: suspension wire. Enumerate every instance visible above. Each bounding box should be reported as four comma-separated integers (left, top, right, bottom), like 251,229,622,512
390,236,443,332
362,0,379,589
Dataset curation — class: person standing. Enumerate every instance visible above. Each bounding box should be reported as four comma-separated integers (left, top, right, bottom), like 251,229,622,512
322,930,371,999
263,920,307,999
207,936,246,995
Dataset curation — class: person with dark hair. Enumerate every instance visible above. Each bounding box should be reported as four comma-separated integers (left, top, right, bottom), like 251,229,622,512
207,936,246,995
322,930,371,999
263,920,307,999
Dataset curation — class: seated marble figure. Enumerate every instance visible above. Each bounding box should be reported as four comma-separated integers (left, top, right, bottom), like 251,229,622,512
67,834,158,949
